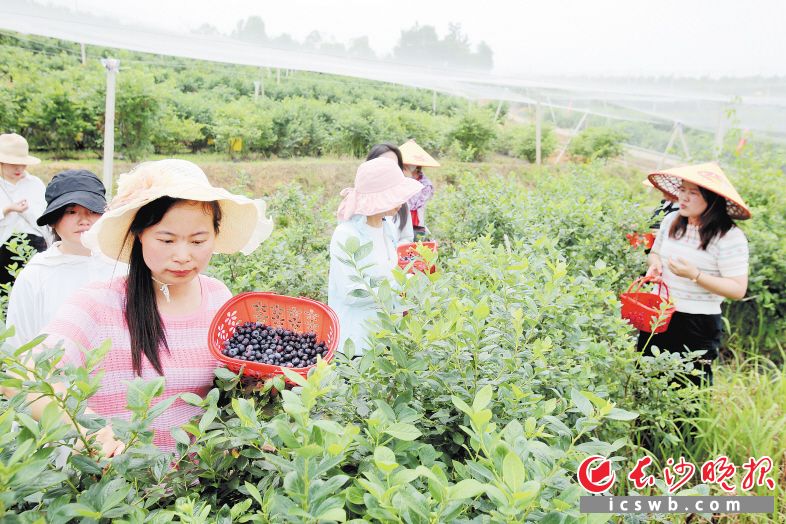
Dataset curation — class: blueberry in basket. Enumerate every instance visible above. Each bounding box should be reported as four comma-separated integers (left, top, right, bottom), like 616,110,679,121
221,322,328,368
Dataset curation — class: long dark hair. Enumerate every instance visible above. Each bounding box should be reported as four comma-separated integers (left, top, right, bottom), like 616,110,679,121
669,186,734,250
366,143,408,231
124,197,222,376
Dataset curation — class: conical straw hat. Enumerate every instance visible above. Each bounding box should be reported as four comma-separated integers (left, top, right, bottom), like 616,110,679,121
399,139,440,168
648,162,751,220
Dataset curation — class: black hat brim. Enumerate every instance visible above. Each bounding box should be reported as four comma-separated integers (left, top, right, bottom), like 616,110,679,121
36,191,106,226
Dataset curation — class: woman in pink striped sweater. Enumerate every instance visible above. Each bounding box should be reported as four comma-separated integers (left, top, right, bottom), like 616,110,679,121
2,159,273,455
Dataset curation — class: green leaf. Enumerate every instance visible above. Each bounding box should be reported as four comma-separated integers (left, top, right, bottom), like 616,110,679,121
606,408,639,421
512,480,541,507
472,385,493,412
317,508,346,522
244,482,264,507
281,366,308,387
214,366,238,380
472,299,490,321
383,423,422,442
70,455,103,475
171,427,191,447
451,396,472,415
392,468,421,486
502,452,527,491
60,503,101,519
373,446,398,474
180,392,204,406
447,479,486,500
571,389,594,417
355,240,374,260
231,397,258,427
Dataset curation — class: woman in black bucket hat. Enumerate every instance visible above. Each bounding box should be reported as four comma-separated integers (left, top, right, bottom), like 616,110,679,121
5,169,121,348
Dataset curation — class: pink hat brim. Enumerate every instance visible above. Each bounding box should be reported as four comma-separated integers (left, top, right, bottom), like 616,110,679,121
337,177,423,221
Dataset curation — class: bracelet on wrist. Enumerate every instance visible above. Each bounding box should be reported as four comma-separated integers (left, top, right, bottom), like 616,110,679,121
691,270,702,283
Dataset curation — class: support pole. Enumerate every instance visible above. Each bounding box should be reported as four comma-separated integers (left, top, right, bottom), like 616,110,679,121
535,101,542,165
253,81,260,101
658,122,679,169
494,99,504,121
713,117,726,160
676,123,691,160
555,111,587,163
100,58,119,198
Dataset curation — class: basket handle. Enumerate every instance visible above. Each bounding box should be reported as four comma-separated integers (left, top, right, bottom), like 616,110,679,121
626,276,670,300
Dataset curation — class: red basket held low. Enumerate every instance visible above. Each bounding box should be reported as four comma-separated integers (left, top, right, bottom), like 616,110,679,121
397,241,438,274
208,292,339,380
620,276,675,333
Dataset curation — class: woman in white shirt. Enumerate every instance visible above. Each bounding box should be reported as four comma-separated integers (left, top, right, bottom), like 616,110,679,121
642,163,750,386
0,133,48,288
5,169,118,348
328,157,423,356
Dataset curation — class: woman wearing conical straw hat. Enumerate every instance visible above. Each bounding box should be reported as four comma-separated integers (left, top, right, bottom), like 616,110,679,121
400,139,438,239
641,162,750,386
1,159,273,455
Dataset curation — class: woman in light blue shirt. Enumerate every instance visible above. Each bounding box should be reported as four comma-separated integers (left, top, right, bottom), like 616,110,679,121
328,157,423,356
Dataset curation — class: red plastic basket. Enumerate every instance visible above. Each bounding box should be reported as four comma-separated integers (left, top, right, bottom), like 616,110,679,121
620,276,675,333
626,232,656,250
208,292,339,380
397,241,438,274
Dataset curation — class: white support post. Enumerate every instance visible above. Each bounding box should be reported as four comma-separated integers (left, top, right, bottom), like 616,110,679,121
658,122,680,169
253,80,260,101
713,117,726,160
494,99,504,121
100,58,119,198
535,101,542,165
555,111,587,163
676,123,691,160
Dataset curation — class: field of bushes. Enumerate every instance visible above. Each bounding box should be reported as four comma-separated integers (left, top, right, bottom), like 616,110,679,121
2,31,786,523
2,151,785,522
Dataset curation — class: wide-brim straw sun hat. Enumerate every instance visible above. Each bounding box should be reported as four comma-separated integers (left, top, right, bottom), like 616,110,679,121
647,162,751,220
82,159,274,262
336,157,424,221
399,139,440,168
0,133,41,165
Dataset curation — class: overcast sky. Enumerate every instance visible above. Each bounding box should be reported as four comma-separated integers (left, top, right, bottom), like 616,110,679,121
37,0,786,76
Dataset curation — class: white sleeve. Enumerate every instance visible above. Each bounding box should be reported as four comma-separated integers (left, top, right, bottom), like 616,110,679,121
5,268,42,349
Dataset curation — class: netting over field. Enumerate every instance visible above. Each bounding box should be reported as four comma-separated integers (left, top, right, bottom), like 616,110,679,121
2,0,786,159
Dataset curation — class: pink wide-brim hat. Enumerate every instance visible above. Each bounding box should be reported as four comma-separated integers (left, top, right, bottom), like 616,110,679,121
336,157,424,221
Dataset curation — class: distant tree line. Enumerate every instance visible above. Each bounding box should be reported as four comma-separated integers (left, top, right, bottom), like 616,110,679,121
194,16,493,71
